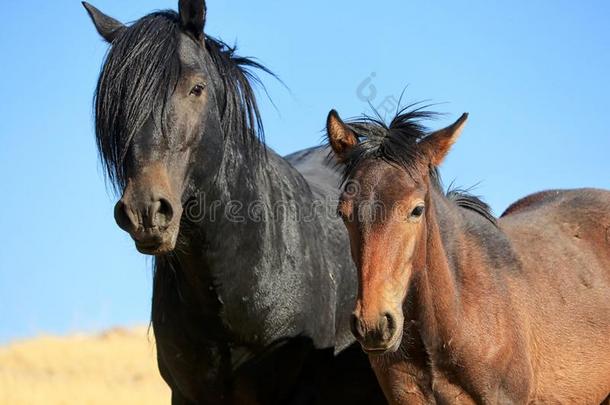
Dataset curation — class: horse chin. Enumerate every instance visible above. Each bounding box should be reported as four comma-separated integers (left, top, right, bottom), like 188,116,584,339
133,228,179,256
136,240,175,255
361,332,403,356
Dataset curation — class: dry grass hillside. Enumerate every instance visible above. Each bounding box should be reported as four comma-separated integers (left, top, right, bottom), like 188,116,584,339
0,327,170,405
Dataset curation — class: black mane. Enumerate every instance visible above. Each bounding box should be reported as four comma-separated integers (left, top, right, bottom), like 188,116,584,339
338,105,496,225
94,10,270,190
204,37,273,149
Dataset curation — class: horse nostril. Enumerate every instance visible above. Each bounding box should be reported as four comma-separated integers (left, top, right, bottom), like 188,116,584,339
381,312,396,341
155,197,174,229
350,313,365,340
114,200,137,232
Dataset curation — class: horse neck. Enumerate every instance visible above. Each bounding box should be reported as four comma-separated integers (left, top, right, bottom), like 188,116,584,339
200,54,302,205
180,92,342,321
168,54,345,348
218,137,284,201
414,186,473,348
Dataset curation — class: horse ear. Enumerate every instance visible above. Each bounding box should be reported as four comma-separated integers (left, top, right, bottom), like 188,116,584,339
420,113,468,166
82,2,126,43
179,0,206,40
327,110,358,163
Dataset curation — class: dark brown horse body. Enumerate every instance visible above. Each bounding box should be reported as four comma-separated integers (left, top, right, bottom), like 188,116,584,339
326,108,610,404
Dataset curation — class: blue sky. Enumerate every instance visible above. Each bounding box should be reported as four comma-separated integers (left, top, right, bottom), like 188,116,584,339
1,0,608,343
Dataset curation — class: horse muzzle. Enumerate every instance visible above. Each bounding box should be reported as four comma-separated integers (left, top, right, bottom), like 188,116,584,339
132,226,179,255
351,310,404,355
114,184,183,255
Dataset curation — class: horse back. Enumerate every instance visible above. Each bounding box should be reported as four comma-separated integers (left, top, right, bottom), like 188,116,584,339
284,146,342,199
501,188,610,258
500,189,565,217
499,188,610,285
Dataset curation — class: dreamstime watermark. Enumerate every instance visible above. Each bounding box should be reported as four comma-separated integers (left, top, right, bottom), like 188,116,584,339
184,193,331,224
356,72,401,118
181,180,415,225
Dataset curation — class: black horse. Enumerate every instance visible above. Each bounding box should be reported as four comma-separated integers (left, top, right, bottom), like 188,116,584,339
84,0,384,403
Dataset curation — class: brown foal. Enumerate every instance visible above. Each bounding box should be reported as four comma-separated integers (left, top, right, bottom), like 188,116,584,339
326,108,610,404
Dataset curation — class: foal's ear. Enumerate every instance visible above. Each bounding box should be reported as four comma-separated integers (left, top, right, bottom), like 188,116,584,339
179,0,206,41
82,2,126,43
420,113,468,166
326,110,358,163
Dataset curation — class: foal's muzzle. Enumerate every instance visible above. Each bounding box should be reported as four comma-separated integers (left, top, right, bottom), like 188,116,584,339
351,310,403,354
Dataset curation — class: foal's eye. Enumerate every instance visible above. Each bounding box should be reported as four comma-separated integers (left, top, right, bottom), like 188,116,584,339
189,83,206,97
409,204,425,219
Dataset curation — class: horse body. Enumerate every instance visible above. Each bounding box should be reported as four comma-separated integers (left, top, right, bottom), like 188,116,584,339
325,108,610,404
84,1,384,403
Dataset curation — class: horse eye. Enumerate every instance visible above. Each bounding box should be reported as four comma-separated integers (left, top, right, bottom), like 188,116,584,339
189,83,206,97
410,204,425,219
